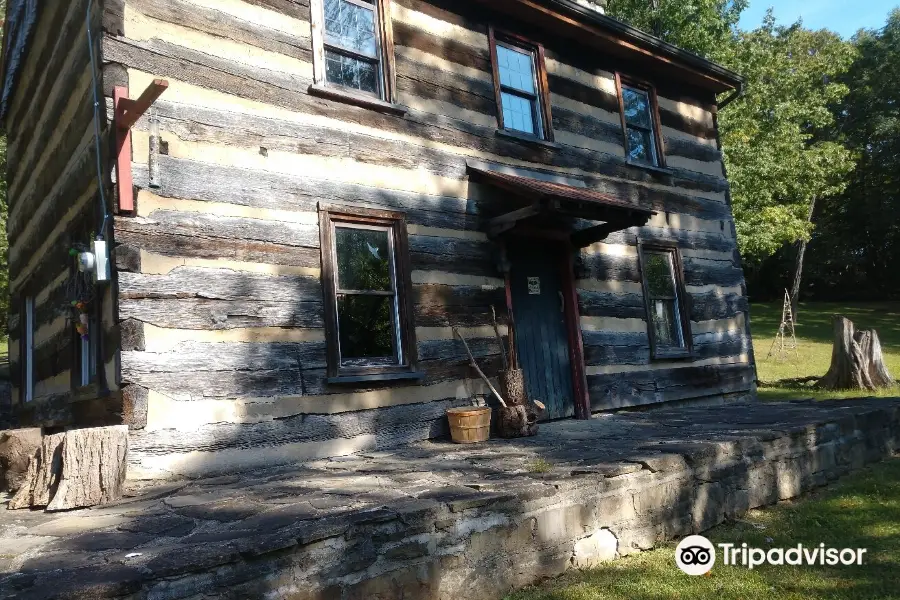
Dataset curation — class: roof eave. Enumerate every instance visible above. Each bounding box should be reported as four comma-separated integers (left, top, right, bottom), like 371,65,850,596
544,0,744,90
471,0,743,94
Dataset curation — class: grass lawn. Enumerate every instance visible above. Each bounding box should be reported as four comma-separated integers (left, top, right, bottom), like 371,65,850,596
507,457,900,600
749,301,900,401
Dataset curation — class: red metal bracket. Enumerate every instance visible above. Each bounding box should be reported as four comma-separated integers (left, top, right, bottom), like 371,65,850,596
113,79,168,214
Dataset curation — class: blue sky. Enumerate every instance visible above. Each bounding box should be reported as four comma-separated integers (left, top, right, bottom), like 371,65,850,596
739,0,897,38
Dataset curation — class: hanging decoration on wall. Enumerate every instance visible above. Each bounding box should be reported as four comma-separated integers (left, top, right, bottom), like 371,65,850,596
65,244,97,341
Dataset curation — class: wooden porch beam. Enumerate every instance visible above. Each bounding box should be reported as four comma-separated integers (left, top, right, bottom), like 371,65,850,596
570,221,630,249
488,202,544,237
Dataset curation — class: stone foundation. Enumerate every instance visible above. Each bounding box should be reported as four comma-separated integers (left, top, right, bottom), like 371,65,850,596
1,398,898,600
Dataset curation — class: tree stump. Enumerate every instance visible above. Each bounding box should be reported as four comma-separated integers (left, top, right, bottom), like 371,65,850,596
496,404,540,438
818,316,894,390
0,428,42,492
7,426,128,511
48,426,129,511
9,433,65,509
500,369,526,406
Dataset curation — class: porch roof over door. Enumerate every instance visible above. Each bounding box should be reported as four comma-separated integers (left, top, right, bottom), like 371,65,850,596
467,162,655,248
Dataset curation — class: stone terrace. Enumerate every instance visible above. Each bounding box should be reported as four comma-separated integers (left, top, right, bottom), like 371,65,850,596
2,398,899,600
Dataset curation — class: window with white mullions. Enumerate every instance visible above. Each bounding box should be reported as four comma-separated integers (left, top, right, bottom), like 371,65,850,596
622,85,659,166
332,223,403,367
323,0,382,96
496,42,543,137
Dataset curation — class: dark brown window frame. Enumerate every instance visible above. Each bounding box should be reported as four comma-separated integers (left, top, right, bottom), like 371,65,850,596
615,73,666,168
309,0,400,110
488,26,554,142
318,205,420,383
636,239,693,359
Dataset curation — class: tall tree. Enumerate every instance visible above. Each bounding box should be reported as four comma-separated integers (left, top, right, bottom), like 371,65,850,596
806,10,900,300
605,0,747,61
606,4,856,272
719,17,855,266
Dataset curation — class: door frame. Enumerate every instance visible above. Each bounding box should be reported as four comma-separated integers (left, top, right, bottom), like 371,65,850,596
502,228,591,419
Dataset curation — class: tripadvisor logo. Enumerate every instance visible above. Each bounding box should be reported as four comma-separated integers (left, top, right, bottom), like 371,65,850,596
675,535,868,575
676,535,716,575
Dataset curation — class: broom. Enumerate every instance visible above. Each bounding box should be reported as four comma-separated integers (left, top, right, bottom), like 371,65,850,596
453,327,507,408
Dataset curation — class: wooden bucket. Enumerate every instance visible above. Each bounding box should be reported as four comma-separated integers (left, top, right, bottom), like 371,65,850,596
446,407,491,444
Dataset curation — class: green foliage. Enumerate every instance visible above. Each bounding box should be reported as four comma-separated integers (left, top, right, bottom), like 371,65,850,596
604,0,747,61
527,458,552,473
607,2,858,267
642,252,674,297
804,10,900,299
720,16,856,264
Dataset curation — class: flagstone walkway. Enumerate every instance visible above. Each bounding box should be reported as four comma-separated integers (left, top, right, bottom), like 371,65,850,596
1,397,898,600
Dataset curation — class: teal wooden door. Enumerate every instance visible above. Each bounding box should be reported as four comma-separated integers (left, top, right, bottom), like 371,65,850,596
509,241,575,420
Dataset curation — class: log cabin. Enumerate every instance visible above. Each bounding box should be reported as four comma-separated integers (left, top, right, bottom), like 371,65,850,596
1,0,755,480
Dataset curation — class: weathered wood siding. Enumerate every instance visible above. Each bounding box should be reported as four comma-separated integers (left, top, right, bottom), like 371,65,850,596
4,1,120,427
100,0,755,478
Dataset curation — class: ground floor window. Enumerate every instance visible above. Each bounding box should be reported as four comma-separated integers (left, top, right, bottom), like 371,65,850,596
22,296,34,402
319,206,418,381
638,242,692,358
78,312,99,387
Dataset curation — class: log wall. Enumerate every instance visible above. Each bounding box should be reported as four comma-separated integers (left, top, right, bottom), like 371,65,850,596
94,0,755,478
4,1,121,428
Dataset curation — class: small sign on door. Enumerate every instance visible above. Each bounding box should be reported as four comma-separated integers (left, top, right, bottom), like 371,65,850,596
527,277,541,295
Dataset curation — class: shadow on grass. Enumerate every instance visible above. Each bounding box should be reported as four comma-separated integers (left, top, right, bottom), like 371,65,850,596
751,301,900,395
751,302,900,348
758,386,900,402
508,458,900,600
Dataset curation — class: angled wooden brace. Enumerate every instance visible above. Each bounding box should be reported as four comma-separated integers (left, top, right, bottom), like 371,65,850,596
113,79,168,214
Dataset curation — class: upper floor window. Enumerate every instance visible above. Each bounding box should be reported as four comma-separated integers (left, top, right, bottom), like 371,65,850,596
319,206,419,382
638,243,691,358
311,0,396,102
325,0,380,95
616,75,665,167
489,28,554,141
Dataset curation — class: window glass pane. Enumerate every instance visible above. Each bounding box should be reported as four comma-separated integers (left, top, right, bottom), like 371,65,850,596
496,45,535,94
337,295,396,362
643,251,685,349
325,50,379,94
81,335,90,385
643,251,676,298
324,0,377,57
622,87,652,128
24,297,34,402
651,299,683,348
335,226,391,291
626,126,655,164
501,91,536,135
